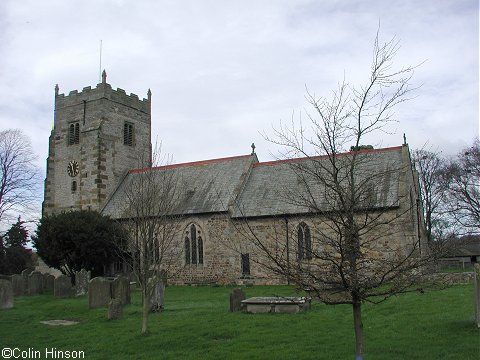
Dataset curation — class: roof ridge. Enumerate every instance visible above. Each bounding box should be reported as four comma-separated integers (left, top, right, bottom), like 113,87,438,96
129,154,254,174
254,145,404,167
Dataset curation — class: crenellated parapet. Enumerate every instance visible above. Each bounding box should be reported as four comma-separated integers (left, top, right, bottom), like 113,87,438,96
55,71,151,114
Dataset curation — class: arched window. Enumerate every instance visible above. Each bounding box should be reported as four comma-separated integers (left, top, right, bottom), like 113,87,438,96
184,224,204,265
68,122,80,145
297,222,312,260
71,180,77,193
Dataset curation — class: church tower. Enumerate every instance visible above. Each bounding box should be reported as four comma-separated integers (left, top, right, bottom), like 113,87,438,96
43,71,152,215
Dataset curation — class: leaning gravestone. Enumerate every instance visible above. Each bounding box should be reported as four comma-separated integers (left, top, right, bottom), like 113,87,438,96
43,274,55,291
89,277,112,309
75,269,91,296
21,269,31,295
0,279,14,309
28,271,43,295
148,275,166,312
107,298,123,320
54,275,72,298
11,274,24,296
229,288,246,312
112,276,130,305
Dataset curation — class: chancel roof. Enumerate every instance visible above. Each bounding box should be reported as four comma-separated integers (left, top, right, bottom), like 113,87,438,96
102,146,406,219
231,146,404,218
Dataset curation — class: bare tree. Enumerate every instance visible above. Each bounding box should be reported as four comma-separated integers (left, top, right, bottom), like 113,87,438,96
443,139,480,234
0,129,40,225
412,148,452,242
233,32,441,360
113,149,182,334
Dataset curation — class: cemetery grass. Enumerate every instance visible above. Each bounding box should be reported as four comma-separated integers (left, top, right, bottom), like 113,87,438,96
0,284,477,360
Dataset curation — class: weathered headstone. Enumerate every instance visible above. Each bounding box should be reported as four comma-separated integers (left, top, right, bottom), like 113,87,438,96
75,269,91,296
28,271,43,295
21,269,31,295
148,274,166,312
54,275,72,298
11,274,24,296
474,263,480,328
88,277,112,309
112,276,130,305
229,288,246,312
43,274,55,291
0,279,14,309
107,298,123,320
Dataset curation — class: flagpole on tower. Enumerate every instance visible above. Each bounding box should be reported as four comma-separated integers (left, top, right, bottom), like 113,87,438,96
99,40,103,83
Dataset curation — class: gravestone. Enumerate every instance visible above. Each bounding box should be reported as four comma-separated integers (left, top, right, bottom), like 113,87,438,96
107,298,123,320
112,276,130,305
0,279,14,309
11,274,24,296
54,275,72,298
28,271,43,295
474,263,480,328
21,269,31,295
88,277,112,309
148,275,166,312
43,274,55,291
229,288,246,312
75,269,91,296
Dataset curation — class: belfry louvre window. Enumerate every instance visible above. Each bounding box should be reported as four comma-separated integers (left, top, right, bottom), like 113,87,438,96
124,122,134,146
68,122,80,145
298,222,312,260
184,224,204,265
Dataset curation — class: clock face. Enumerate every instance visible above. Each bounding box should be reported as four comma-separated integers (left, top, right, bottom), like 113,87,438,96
67,160,79,177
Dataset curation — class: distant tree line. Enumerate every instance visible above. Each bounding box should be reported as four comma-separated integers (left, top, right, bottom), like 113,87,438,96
413,138,480,243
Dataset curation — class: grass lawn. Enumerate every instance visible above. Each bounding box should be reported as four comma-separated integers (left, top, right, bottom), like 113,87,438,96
0,284,478,360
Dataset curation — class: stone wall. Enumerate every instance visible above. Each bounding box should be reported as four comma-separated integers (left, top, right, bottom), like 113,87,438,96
162,202,416,285
423,272,475,285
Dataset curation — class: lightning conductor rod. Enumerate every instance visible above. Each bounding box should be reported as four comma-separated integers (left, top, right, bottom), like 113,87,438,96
99,40,103,83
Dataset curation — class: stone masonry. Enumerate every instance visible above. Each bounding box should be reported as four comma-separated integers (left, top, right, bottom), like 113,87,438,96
43,71,152,215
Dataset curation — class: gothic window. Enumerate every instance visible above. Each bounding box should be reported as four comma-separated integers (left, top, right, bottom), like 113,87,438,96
68,122,80,145
184,224,204,265
124,122,134,146
241,253,250,276
297,222,312,260
184,236,190,264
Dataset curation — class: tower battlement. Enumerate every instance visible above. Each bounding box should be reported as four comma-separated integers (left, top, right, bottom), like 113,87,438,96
55,71,151,114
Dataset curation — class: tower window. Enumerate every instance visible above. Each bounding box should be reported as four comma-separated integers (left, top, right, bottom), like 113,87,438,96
184,224,204,265
71,180,77,193
68,122,80,145
124,122,134,146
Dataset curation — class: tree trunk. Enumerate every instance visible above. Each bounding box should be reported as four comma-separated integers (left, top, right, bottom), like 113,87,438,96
352,300,365,360
141,289,149,334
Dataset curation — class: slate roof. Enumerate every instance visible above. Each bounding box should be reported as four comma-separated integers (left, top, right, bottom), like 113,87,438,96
102,146,407,219
230,146,404,218
102,154,257,219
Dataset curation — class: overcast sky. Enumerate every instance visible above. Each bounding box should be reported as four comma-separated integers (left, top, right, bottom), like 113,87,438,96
0,0,478,222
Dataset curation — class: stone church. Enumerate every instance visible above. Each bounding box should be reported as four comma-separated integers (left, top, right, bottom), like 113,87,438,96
43,73,425,285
